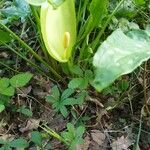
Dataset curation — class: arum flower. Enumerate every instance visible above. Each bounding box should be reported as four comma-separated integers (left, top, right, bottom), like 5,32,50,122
41,0,76,62
26,0,76,62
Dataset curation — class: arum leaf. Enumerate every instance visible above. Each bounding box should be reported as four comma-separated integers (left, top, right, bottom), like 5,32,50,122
145,24,150,36
85,0,108,34
40,0,76,62
1,0,30,23
93,28,150,91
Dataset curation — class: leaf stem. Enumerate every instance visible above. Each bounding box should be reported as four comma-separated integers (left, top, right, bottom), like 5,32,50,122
3,43,59,83
4,43,46,76
91,0,125,50
135,114,142,149
40,125,68,144
0,22,62,80
143,62,147,105
30,6,49,61
0,61,20,73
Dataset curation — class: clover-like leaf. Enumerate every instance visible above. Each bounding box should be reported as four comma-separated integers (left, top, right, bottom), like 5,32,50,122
10,72,33,88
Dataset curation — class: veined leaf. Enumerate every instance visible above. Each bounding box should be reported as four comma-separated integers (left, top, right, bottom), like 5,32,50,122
0,78,15,96
68,78,84,89
9,138,29,148
50,85,60,100
60,105,68,117
0,30,11,45
0,78,10,89
0,86,15,96
62,98,78,105
0,94,10,105
10,72,33,88
1,0,30,23
88,0,108,27
0,105,5,113
70,65,83,77
84,0,108,35
145,24,150,37
61,88,74,100
93,28,150,91
17,106,33,117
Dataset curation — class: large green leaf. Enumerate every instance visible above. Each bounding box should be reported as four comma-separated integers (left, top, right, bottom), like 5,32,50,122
1,0,30,23
83,0,108,36
10,72,33,88
93,28,150,91
0,30,11,45
0,78,15,96
0,78,10,89
0,86,15,97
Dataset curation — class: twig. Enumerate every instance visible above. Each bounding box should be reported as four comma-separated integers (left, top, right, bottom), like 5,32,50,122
143,62,147,105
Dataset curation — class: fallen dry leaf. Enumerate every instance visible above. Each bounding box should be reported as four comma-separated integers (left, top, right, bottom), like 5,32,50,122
0,52,9,58
0,134,15,141
33,87,48,99
91,130,106,145
16,86,32,97
19,119,40,133
34,75,52,92
0,120,7,134
76,134,91,150
111,136,133,150
88,97,104,108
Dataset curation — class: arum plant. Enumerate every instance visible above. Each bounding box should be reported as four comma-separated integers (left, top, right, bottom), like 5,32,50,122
26,0,76,62
0,0,68,80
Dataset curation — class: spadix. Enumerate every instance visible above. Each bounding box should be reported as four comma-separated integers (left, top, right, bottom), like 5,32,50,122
40,0,76,62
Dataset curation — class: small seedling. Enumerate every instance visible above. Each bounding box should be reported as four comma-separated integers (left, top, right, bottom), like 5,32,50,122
62,123,85,150
71,109,91,126
69,65,93,90
17,105,33,117
0,138,29,149
46,86,86,117
30,131,51,149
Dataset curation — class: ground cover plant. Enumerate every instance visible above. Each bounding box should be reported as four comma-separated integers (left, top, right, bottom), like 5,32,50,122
0,0,150,149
